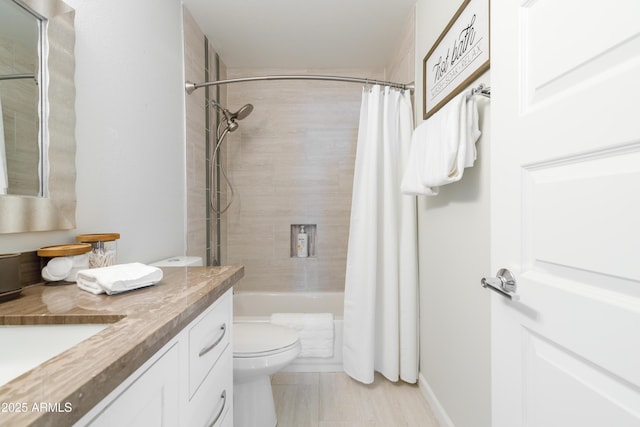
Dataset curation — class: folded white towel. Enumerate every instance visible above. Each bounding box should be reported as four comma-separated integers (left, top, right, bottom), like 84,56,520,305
401,90,481,195
271,313,334,358
76,262,163,295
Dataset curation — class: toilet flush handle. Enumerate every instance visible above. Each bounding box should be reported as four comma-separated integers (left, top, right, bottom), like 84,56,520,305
198,323,227,357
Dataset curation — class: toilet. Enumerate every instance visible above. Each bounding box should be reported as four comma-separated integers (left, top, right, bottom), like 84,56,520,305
150,256,299,426
233,322,301,427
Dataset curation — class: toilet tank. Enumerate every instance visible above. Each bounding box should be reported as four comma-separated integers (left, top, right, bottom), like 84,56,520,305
150,256,203,267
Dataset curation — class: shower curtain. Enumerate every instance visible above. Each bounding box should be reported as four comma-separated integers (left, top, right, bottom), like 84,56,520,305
343,85,418,384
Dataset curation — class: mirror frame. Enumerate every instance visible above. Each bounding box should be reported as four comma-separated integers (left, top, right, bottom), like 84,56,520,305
0,0,76,234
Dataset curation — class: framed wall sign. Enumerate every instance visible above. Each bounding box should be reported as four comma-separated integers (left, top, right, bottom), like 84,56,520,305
423,0,490,119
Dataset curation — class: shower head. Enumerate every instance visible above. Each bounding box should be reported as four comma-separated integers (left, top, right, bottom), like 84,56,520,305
211,100,253,133
209,102,253,216
233,104,253,121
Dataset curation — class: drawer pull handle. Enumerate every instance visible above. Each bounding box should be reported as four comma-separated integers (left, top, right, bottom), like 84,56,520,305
207,389,227,427
199,323,227,357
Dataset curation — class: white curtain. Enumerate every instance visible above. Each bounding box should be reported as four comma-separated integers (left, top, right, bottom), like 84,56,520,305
343,85,418,384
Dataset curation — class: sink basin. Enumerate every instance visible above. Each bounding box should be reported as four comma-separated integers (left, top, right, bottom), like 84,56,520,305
0,324,110,386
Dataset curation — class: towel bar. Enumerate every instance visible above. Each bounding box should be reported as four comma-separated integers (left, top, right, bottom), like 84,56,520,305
471,83,491,98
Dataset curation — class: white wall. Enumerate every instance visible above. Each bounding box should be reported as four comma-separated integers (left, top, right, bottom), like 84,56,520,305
0,0,187,263
415,1,491,426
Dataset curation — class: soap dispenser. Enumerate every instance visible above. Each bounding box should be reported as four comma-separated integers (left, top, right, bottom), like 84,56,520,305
296,226,308,258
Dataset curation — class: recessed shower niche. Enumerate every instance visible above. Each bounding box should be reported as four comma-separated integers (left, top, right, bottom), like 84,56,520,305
290,224,317,258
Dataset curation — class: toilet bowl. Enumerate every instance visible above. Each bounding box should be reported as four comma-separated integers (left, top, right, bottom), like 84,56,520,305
233,322,301,427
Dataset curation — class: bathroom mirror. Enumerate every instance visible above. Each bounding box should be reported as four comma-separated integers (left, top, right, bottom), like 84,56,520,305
0,0,76,233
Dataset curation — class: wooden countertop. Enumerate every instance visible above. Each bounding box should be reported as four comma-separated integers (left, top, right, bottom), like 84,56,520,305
0,265,244,427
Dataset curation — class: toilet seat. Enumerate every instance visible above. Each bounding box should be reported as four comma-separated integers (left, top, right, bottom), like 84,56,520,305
233,322,299,358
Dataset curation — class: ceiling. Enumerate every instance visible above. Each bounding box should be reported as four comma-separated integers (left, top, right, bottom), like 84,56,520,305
182,0,416,69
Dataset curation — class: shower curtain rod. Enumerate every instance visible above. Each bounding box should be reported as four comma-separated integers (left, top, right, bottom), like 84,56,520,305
0,73,36,82
185,75,415,94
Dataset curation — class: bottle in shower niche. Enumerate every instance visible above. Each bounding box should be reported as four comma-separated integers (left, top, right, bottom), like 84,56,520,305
297,226,308,258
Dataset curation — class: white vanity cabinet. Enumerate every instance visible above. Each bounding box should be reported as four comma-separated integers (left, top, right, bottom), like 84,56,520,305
80,342,181,427
75,289,233,427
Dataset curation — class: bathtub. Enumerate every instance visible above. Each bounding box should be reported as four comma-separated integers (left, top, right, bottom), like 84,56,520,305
233,291,344,372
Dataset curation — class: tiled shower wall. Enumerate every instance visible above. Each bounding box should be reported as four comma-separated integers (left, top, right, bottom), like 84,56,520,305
224,69,377,292
185,7,414,286
183,7,227,264
224,11,414,293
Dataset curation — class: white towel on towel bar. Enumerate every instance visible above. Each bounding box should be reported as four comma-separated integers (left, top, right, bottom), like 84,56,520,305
270,313,334,358
77,262,163,295
401,90,481,195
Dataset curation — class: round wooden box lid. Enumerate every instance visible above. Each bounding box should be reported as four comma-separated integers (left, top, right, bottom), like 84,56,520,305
76,233,120,242
37,243,92,257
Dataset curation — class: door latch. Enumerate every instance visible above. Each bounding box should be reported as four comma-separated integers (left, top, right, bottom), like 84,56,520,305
481,268,519,301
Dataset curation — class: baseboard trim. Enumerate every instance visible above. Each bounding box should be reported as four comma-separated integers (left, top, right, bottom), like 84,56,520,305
418,372,455,427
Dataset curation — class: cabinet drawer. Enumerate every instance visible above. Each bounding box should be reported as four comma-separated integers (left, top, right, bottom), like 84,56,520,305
186,346,232,427
188,290,231,398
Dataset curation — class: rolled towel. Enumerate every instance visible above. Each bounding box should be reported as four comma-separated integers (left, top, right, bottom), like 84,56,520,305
76,262,163,295
271,313,334,358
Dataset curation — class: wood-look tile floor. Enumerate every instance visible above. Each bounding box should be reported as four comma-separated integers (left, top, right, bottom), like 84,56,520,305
271,372,441,427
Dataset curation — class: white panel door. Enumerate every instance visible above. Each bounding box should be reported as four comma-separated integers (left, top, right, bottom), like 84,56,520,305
490,0,640,426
